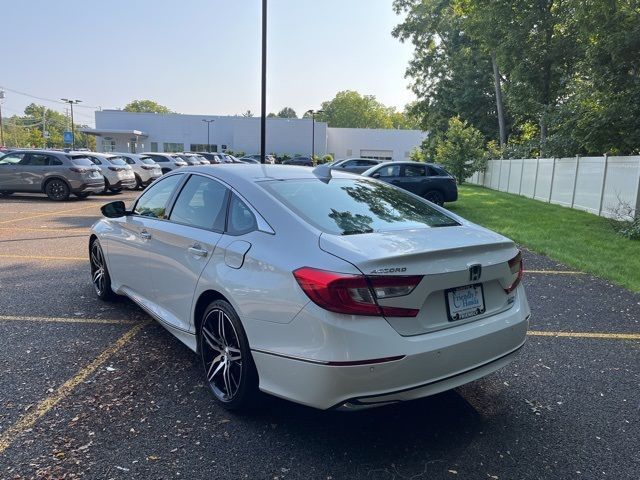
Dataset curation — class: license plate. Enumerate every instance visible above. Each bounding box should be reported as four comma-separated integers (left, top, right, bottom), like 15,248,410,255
445,284,485,321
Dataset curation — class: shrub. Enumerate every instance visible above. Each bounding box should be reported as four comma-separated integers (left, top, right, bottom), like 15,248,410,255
435,117,486,184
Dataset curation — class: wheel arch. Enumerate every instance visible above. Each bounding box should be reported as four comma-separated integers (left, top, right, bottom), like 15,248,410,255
193,289,233,353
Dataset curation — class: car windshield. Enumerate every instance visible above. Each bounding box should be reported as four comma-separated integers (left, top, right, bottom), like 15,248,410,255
107,156,128,166
140,157,156,165
261,178,459,235
68,156,94,166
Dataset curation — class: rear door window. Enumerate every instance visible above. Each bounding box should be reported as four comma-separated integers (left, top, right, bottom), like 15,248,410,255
169,175,228,231
403,165,426,177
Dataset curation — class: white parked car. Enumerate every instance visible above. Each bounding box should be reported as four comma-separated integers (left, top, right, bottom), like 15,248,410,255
90,165,530,411
143,153,188,174
83,152,136,193
116,153,163,189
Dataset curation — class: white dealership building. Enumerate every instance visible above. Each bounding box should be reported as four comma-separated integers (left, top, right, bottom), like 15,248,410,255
82,110,427,161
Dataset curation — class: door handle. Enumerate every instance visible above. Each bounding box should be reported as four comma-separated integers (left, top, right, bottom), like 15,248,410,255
140,230,151,240
188,244,208,257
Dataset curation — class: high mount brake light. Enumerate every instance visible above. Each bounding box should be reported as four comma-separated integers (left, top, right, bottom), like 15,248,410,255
504,251,524,294
293,267,422,317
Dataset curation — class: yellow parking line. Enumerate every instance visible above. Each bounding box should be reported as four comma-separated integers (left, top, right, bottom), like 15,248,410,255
0,227,89,232
0,204,97,225
0,321,148,454
525,270,584,274
0,254,87,261
0,315,138,325
528,330,640,340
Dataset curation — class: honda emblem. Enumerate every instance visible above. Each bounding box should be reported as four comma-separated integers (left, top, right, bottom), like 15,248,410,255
469,264,482,282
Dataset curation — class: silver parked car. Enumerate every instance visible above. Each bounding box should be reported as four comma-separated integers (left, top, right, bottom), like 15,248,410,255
90,165,530,411
176,153,208,166
82,153,136,193
0,150,104,200
116,153,163,189
144,153,189,174
330,157,384,174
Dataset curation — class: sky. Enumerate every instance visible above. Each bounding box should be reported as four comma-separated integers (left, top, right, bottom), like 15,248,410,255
0,0,416,127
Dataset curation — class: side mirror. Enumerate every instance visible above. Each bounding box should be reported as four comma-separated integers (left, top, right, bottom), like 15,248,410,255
371,172,380,178
101,201,129,218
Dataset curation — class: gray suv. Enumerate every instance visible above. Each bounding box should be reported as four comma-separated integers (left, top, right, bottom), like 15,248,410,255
0,150,104,201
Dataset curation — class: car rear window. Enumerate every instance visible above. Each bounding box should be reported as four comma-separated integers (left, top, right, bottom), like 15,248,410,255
107,156,128,166
261,178,459,235
68,156,94,166
140,157,156,165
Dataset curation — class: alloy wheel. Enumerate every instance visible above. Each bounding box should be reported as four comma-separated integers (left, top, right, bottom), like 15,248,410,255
201,309,243,402
90,241,106,296
46,179,69,201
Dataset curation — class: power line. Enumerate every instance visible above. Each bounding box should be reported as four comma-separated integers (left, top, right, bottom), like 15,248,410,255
0,86,100,109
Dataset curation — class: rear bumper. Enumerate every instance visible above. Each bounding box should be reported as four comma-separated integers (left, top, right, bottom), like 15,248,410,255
110,178,136,189
72,181,105,193
251,290,530,410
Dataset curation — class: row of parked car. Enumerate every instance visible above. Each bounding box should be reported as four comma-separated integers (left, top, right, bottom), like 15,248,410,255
0,148,458,205
0,149,264,201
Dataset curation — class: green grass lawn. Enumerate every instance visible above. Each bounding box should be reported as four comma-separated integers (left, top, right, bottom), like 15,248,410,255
446,185,640,292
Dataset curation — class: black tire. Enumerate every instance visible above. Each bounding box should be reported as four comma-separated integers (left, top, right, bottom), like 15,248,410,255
200,300,259,410
109,187,122,193
0,191,13,197
424,190,445,206
89,239,116,301
161,168,171,174
103,178,110,194
44,178,70,201
135,174,144,189
75,192,91,199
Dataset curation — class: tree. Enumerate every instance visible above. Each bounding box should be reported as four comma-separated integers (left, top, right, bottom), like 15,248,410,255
123,100,172,114
435,117,486,184
267,112,277,118
393,0,500,147
242,110,254,117
316,90,392,129
277,107,297,118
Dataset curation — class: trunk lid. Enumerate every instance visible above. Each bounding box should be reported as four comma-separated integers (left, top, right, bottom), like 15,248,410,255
319,225,520,336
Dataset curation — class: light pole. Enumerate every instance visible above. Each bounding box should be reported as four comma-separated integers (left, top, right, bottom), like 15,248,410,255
61,98,82,150
260,0,267,164
305,109,324,162
202,119,215,152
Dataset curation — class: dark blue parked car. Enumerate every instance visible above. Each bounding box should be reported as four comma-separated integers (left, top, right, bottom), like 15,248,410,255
361,161,458,206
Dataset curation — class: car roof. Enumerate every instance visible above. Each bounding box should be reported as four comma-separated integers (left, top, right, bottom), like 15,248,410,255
372,161,439,167
177,164,360,186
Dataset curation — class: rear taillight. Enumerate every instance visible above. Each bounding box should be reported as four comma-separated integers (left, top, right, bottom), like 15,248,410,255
504,251,524,293
293,267,423,317
141,165,156,170
174,162,184,167
108,166,124,172
69,167,89,173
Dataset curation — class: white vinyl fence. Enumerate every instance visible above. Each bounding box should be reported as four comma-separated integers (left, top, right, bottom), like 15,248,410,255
468,156,640,219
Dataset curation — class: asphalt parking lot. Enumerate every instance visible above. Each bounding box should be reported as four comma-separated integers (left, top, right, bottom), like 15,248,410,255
0,191,638,480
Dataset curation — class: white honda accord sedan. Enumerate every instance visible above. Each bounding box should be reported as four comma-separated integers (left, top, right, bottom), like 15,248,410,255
90,164,530,411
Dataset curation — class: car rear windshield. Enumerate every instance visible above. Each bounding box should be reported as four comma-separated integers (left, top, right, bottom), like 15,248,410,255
140,157,156,165
261,178,459,235
68,156,94,166
107,157,128,166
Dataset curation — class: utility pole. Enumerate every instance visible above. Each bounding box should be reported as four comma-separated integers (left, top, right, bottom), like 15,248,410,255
305,109,324,162
260,0,267,164
0,89,5,147
42,108,47,148
202,119,215,152
61,98,82,150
